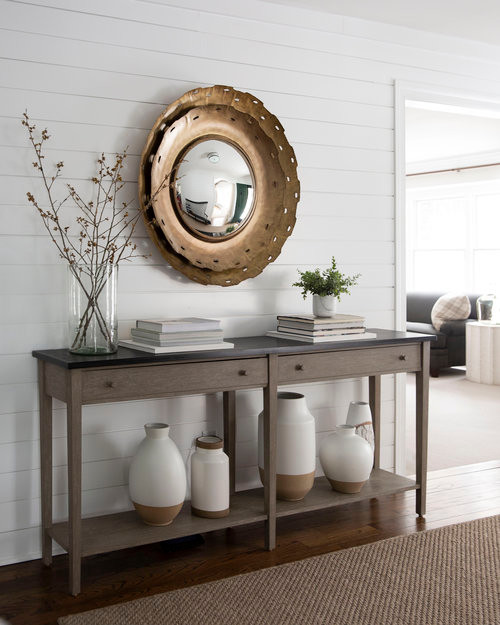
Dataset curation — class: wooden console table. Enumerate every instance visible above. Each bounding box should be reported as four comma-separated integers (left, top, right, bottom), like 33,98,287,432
33,330,433,595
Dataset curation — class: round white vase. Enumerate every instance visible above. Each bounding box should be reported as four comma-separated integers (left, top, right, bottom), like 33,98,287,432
346,401,375,451
258,392,316,501
313,294,337,317
129,423,187,526
319,425,373,494
190,435,229,518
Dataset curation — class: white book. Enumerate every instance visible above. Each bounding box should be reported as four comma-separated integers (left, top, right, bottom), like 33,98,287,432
266,331,377,343
277,314,366,328
279,319,366,331
136,317,221,332
131,328,223,341
277,326,365,337
119,340,234,354
130,329,223,345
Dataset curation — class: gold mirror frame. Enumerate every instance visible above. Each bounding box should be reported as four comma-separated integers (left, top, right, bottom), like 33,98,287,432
139,85,300,286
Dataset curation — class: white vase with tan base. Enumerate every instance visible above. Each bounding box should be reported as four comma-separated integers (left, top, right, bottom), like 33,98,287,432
319,425,373,494
258,392,316,501
129,423,186,526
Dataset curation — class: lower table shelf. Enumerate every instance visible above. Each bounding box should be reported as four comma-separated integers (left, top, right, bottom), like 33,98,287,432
48,491,267,558
276,470,416,518
48,469,416,558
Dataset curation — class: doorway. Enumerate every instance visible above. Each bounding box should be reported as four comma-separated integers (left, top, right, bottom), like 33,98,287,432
394,82,500,475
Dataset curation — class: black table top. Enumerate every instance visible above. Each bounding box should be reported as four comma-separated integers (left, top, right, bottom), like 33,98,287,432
32,329,435,369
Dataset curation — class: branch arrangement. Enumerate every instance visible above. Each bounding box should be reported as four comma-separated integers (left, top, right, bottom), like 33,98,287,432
22,112,168,351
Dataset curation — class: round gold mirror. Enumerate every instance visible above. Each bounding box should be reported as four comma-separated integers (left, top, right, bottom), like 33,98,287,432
139,85,300,286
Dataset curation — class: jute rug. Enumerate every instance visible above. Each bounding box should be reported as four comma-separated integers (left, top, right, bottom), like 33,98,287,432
59,515,499,625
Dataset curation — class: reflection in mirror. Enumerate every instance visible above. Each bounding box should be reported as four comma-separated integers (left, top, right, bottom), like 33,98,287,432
174,139,254,238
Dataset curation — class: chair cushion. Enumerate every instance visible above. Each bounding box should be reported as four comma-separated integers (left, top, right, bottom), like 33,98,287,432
431,293,471,331
406,322,447,349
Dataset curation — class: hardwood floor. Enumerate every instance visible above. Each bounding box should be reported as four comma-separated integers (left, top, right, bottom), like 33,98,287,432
1,461,499,625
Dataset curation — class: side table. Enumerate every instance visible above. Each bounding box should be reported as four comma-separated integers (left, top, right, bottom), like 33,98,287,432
466,321,500,384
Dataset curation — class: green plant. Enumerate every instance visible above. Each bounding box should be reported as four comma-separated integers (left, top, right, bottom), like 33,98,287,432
292,257,360,300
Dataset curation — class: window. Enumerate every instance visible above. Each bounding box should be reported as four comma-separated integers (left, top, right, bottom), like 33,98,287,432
406,178,500,293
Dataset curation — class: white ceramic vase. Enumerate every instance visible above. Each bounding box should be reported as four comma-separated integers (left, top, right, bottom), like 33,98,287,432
258,392,316,501
190,435,230,518
319,425,373,493
313,294,337,317
346,401,375,451
129,423,187,526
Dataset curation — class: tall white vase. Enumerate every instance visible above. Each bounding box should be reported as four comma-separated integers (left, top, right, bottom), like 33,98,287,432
319,425,373,494
313,294,337,317
129,423,187,526
258,392,316,501
346,401,375,451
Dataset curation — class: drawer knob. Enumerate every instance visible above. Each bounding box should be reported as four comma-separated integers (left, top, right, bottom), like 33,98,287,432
105,380,115,388
295,364,304,371
399,354,407,361
238,369,248,376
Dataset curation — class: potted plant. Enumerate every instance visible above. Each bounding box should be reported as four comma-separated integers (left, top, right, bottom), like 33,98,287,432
292,257,360,317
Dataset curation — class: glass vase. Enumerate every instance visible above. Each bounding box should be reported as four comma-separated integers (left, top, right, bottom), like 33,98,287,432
476,293,496,323
68,263,118,355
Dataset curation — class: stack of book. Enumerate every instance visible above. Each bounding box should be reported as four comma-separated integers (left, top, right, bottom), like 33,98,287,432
266,314,376,343
118,317,234,354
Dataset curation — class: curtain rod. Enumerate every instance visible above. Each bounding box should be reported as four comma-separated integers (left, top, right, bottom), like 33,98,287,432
406,162,500,177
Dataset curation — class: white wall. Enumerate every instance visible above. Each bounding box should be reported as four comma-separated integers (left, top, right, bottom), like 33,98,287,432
3,0,500,565
405,105,500,171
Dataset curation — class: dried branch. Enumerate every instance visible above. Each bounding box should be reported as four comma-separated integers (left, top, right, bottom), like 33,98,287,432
22,112,170,350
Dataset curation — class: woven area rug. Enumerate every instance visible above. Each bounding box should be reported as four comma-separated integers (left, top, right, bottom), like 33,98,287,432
59,515,499,625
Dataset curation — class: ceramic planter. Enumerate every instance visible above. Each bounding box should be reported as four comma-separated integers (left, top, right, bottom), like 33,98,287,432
319,425,373,493
258,392,316,501
190,435,230,518
313,294,337,317
129,423,186,526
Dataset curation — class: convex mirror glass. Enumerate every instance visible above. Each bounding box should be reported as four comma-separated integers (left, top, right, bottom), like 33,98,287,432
175,139,254,239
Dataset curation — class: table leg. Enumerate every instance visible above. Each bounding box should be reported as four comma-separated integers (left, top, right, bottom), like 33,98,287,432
223,391,236,496
38,361,53,567
369,375,381,469
416,341,430,517
67,370,83,596
263,354,277,551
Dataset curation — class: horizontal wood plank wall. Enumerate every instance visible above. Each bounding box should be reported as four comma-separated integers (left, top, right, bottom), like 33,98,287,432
2,0,500,565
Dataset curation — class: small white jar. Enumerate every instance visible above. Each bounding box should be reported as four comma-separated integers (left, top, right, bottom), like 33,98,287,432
346,401,375,451
191,436,230,518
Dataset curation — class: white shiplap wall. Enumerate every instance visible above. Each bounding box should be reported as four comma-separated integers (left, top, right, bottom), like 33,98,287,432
3,0,500,565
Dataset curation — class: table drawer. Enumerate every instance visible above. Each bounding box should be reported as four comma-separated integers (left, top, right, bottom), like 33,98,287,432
82,357,267,403
278,344,421,384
